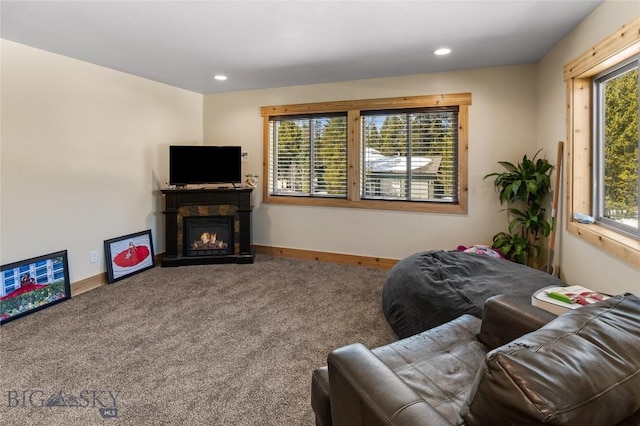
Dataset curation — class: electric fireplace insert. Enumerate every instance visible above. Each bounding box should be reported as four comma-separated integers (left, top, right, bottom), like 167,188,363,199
184,216,234,257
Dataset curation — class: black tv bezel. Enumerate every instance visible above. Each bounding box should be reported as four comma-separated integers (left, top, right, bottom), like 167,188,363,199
169,145,242,186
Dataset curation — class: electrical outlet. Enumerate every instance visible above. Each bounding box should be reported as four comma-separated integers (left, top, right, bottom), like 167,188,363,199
90,250,98,264
241,152,248,163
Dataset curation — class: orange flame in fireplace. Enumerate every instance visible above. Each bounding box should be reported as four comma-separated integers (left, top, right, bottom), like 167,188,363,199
200,232,217,244
192,231,227,250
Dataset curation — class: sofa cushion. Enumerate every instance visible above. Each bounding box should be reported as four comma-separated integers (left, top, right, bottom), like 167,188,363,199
462,294,640,426
373,314,486,424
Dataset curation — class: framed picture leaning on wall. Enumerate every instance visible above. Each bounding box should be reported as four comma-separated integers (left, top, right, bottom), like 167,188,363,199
0,250,71,325
104,230,155,284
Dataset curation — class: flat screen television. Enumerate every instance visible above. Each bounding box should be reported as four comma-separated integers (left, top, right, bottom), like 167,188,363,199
169,145,242,186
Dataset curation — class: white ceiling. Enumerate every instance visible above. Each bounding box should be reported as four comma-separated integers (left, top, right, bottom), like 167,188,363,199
0,0,604,94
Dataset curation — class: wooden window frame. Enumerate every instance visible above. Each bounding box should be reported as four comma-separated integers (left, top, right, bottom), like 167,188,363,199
260,93,471,214
564,16,640,269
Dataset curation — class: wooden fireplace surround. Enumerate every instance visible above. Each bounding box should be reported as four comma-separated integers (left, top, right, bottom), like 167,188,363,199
160,187,254,266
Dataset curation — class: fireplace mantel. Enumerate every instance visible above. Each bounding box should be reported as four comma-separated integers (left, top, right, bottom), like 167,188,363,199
160,187,254,266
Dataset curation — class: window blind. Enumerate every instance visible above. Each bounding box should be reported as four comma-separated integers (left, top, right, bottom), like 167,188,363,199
361,107,458,202
269,114,348,197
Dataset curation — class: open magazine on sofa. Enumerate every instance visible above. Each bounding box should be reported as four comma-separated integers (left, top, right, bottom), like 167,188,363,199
532,285,610,315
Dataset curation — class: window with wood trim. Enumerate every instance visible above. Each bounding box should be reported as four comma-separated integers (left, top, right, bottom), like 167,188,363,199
564,16,640,268
261,93,470,214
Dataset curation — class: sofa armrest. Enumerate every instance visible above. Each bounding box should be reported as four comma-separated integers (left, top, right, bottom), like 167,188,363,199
479,294,557,349
328,343,451,426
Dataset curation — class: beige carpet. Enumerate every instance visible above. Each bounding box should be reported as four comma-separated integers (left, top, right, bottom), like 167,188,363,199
0,255,396,425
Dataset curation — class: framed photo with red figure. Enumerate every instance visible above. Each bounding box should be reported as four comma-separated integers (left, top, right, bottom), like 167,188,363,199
104,230,155,284
0,250,71,325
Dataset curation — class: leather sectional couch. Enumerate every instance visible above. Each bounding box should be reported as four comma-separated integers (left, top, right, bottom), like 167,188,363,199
311,293,640,425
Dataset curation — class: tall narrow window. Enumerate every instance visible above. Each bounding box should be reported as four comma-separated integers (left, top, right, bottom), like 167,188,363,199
361,107,458,202
268,114,348,197
564,16,639,267
594,57,639,238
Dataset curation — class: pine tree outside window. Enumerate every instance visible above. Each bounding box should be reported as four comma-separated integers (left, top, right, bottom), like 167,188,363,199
594,58,639,239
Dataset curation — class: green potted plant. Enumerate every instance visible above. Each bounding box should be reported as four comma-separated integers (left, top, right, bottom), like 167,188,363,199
484,150,553,267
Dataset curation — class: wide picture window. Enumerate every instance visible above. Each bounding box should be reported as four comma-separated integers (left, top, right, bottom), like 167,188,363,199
262,93,470,214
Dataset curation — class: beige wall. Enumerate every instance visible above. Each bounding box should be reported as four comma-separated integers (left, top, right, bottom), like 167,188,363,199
0,40,203,281
536,0,640,295
4,0,637,293
204,65,539,260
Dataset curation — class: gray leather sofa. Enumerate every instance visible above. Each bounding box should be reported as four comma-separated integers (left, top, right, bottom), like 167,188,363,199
311,294,640,425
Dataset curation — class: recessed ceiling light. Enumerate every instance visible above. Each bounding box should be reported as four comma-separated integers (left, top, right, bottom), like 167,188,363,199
433,48,451,56
213,75,228,81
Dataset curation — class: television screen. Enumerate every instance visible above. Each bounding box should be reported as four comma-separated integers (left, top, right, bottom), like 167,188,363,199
169,145,242,185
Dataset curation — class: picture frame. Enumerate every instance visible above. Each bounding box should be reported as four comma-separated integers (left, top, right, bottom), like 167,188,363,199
104,230,155,284
0,250,71,325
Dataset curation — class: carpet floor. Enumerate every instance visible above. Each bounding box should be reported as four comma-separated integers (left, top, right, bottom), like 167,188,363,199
0,255,397,425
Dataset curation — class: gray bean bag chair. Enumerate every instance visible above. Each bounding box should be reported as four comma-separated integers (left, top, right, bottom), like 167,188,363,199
382,250,565,338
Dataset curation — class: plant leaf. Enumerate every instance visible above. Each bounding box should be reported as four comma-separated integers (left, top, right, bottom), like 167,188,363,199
497,161,517,171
